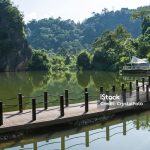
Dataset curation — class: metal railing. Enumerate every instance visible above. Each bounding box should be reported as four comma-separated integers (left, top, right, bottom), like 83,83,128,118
123,65,150,70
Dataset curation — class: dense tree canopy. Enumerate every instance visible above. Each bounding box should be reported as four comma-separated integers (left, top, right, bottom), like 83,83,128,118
0,0,149,72
26,8,142,55
76,6,150,71
26,18,83,54
91,25,136,71
0,0,31,71
77,51,91,70
28,50,50,71
132,7,150,58
142,17,150,34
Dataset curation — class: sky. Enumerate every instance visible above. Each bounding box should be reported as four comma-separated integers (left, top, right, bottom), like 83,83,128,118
11,0,150,23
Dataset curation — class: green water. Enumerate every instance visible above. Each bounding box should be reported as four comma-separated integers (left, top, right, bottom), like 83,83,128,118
0,71,148,111
1,110,150,150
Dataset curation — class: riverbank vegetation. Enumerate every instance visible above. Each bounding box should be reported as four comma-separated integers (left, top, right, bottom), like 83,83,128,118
0,0,149,72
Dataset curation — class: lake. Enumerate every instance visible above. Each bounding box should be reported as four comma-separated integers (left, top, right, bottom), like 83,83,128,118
0,71,148,111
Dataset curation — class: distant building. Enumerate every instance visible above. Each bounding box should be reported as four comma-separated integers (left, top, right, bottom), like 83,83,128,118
122,56,150,73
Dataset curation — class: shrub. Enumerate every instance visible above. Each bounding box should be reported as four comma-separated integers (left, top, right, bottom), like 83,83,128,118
28,50,50,71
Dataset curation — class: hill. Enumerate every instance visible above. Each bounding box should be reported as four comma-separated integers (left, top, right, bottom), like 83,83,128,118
26,8,142,54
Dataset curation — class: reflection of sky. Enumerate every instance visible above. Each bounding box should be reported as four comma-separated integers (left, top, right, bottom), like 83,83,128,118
5,117,150,150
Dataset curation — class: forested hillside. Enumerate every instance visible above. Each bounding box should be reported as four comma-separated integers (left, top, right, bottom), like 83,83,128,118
26,8,142,54
0,0,149,72
27,19,83,55
0,0,32,71
77,8,150,71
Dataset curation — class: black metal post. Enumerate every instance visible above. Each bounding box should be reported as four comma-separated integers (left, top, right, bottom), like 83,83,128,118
0,102,3,126
65,89,69,107
136,86,140,102
18,93,23,113
146,85,149,101
112,85,115,93
44,92,48,110
106,90,109,100
129,81,132,95
121,84,124,90
136,80,138,87
122,89,126,103
105,90,110,109
60,95,64,116
85,92,89,113
32,98,36,121
85,88,88,93
99,86,103,102
142,78,145,91
100,86,103,93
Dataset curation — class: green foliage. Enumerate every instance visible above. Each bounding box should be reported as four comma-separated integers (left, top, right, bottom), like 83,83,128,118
64,55,71,65
142,17,150,34
49,55,65,71
27,7,149,72
26,18,83,55
26,8,142,54
0,0,24,54
132,6,150,20
47,54,77,71
137,26,150,58
131,6,150,34
0,0,31,71
90,12,150,71
77,51,91,70
80,8,141,44
25,5,150,72
0,1,149,72
92,26,136,71
147,52,150,62
28,50,50,71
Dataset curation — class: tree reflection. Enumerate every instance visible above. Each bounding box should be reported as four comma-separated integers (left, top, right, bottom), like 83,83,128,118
0,72,50,99
65,72,72,82
76,71,91,88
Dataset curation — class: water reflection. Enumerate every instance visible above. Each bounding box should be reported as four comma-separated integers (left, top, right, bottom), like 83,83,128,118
76,71,91,87
1,111,150,150
0,71,149,111
0,72,49,99
0,71,148,99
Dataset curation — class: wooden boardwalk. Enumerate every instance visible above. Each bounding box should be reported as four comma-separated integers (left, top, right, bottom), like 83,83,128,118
0,84,150,135
0,78,150,134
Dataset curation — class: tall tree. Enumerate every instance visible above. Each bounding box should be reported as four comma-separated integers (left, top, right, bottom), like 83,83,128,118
77,51,91,70
0,0,31,71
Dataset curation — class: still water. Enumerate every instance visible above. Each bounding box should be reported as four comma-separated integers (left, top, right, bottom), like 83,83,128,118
0,71,148,111
1,110,150,150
